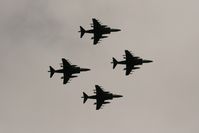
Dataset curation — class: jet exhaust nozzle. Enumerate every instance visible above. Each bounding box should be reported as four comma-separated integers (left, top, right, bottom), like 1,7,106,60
79,26,86,38
143,60,153,63
82,92,88,103
48,66,55,78
111,57,118,69
111,28,121,32
80,68,90,72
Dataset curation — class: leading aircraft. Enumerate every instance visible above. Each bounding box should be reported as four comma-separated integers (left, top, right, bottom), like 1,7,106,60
79,18,121,45
48,58,90,84
82,85,123,110
112,50,153,75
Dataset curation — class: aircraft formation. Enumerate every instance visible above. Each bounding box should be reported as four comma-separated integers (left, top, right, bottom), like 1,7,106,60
48,18,153,110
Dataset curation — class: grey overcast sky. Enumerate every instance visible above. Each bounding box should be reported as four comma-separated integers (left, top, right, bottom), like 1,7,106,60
0,0,199,133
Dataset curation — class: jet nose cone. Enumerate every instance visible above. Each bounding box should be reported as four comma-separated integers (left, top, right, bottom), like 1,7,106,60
111,29,121,32
143,60,153,63
114,94,123,98
80,68,91,71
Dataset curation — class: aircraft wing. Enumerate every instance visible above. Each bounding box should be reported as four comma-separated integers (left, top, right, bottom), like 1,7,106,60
92,18,102,29
93,33,102,45
63,72,72,84
125,64,134,75
92,19,103,44
125,50,134,61
61,58,73,84
62,58,71,69
95,85,105,94
63,76,70,84
96,98,104,110
95,85,105,110
125,50,135,75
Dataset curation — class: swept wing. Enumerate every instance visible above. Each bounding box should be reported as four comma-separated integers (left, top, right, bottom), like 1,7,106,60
62,58,72,69
92,19,103,45
62,58,72,84
125,50,134,75
95,85,105,110
63,73,71,84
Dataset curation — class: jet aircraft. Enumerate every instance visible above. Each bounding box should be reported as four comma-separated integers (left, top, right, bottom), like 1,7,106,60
112,50,153,75
48,58,90,84
82,85,123,110
79,18,121,45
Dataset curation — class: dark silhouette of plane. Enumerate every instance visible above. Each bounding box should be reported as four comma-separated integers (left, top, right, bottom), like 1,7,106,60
79,18,121,45
112,50,153,75
48,58,90,84
82,85,123,110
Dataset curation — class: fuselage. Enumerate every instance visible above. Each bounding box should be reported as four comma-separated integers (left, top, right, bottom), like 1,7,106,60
118,58,153,66
54,67,90,75
88,93,123,101
86,27,121,35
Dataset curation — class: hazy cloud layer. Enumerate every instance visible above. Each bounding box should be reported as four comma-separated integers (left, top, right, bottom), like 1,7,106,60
0,0,199,133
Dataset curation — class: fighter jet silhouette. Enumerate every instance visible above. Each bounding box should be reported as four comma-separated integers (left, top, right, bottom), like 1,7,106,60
48,58,90,84
79,18,121,45
82,85,123,110
112,50,153,75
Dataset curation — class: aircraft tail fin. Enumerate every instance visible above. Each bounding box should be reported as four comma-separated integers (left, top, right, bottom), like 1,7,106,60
112,57,118,69
79,26,86,38
82,92,88,103
48,66,55,78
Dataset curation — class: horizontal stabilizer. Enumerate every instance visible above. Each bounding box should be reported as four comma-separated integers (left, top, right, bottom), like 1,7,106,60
79,26,86,38
82,92,88,103
48,66,55,78
111,57,118,69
